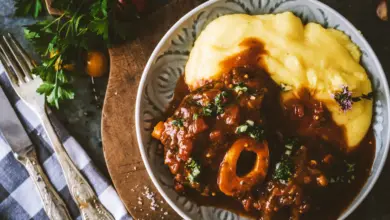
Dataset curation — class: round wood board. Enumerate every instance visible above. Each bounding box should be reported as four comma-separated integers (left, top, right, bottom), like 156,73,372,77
102,0,203,219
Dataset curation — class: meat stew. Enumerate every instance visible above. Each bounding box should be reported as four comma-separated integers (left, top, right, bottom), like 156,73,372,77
151,39,375,220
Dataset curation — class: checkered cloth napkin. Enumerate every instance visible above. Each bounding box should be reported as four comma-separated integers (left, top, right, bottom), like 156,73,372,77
0,67,132,219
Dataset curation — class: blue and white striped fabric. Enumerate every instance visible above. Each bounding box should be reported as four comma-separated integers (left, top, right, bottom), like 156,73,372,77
0,66,132,220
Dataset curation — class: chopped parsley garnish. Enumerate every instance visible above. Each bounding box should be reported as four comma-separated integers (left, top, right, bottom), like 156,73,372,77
236,120,265,141
236,124,249,133
186,158,201,184
233,83,249,94
202,104,214,116
345,160,355,173
193,113,199,120
330,161,356,185
273,137,300,183
216,106,224,115
330,176,345,184
248,126,265,141
214,91,228,104
171,118,184,127
273,158,293,183
284,138,299,156
201,91,229,116
280,83,292,92
285,137,299,151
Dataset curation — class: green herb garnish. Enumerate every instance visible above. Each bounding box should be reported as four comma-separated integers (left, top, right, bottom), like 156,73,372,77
171,118,184,127
15,0,45,18
22,0,137,108
236,120,265,141
236,124,249,133
248,126,265,141
345,161,355,173
186,158,201,184
201,91,229,116
273,158,294,183
285,137,299,149
352,92,374,102
214,91,228,114
214,91,228,104
233,83,248,94
284,137,299,156
202,104,214,116
193,113,199,120
273,137,300,183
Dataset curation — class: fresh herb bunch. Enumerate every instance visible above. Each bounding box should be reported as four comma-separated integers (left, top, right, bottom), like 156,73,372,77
17,0,141,108
15,0,46,18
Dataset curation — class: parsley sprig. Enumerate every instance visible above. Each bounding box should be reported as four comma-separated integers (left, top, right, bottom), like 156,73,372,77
15,0,46,18
26,11,88,108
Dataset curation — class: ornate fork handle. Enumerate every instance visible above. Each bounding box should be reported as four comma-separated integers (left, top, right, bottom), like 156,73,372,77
39,113,114,220
16,148,72,220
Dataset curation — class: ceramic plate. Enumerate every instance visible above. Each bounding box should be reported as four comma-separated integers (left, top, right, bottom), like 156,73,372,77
135,0,390,219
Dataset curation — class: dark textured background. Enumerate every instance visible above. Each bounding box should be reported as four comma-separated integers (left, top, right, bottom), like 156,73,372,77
1,0,389,219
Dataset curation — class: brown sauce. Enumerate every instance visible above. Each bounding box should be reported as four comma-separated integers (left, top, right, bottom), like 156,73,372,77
152,38,375,219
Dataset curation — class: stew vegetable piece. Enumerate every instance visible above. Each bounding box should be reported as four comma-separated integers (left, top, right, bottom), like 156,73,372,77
151,39,375,220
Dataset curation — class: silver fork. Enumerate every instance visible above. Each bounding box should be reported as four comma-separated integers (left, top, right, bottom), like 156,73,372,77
0,33,114,220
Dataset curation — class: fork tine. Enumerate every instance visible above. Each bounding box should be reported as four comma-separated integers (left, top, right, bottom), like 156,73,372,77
0,51,19,85
7,33,35,72
0,40,26,84
2,35,33,81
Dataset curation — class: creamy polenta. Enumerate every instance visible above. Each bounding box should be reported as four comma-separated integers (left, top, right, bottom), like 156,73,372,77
185,12,373,149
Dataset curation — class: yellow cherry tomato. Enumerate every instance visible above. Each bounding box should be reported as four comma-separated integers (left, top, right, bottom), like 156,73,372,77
86,50,108,77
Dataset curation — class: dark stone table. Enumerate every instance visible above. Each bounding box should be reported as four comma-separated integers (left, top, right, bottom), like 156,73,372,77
1,0,389,219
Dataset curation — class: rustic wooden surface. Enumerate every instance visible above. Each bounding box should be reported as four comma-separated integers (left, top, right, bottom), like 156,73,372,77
102,0,390,219
102,0,203,219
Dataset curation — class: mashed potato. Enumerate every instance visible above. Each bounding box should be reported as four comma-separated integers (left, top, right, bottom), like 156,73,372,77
185,12,373,149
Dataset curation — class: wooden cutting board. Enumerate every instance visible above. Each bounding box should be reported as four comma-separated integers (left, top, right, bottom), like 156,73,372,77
101,0,203,219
